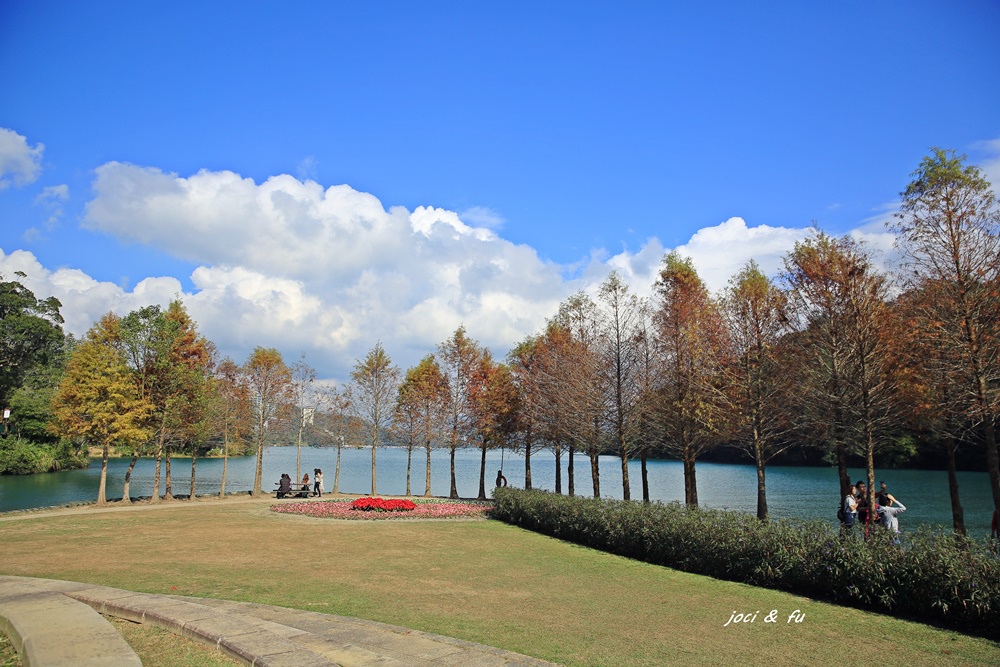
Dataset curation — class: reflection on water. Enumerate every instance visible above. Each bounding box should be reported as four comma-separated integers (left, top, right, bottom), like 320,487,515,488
0,446,994,535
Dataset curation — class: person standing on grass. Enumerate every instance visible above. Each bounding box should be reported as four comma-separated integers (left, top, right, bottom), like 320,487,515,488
313,468,323,497
877,493,906,535
842,484,858,532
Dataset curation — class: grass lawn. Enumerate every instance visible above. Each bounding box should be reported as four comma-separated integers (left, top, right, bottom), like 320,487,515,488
1,495,997,667
106,616,242,667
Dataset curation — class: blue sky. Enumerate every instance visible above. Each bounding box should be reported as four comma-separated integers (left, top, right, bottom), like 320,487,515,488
1,1,998,381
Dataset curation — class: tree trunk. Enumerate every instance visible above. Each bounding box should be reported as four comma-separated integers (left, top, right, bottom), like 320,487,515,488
524,440,532,490
945,436,966,536
296,418,304,484
152,437,163,504
835,439,849,501
151,414,167,503
478,438,487,500
554,445,562,494
865,430,876,539
190,448,198,501
620,437,631,501
589,449,600,498
683,448,698,507
567,442,575,497
121,450,138,505
97,443,109,506
640,452,649,503
334,442,341,494
755,441,768,521
406,443,412,496
449,445,459,499
252,436,264,497
371,423,378,496
423,412,433,497
424,440,432,497
164,448,174,501
219,430,229,497
252,404,266,496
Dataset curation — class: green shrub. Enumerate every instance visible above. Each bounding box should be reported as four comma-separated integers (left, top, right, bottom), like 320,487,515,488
491,487,999,637
0,437,87,474
0,437,50,474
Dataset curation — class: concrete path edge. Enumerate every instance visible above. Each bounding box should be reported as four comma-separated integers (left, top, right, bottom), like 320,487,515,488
0,575,561,667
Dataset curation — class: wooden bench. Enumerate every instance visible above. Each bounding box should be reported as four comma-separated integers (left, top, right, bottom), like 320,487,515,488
274,483,313,498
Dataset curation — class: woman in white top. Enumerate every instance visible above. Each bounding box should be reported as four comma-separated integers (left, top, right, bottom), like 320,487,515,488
842,484,858,528
313,469,323,497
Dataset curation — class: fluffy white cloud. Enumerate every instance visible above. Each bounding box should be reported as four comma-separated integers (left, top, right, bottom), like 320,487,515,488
80,163,571,377
0,249,184,337
0,128,44,189
4,160,914,381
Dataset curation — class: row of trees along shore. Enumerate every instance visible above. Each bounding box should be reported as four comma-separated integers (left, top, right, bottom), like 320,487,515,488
1,149,997,536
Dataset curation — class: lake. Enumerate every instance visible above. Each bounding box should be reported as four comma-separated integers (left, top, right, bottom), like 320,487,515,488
0,445,995,537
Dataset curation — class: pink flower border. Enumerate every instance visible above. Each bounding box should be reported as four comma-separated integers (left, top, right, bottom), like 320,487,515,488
270,498,492,520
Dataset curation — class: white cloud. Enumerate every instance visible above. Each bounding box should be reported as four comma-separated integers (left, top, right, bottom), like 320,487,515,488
80,163,571,377
0,128,44,189
4,160,911,380
971,137,1000,191
27,184,71,239
0,249,183,337
459,206,505,229
672,217,809,292
296,155,319,182
36,184,69,202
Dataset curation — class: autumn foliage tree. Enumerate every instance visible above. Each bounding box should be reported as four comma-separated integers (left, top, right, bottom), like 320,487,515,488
396,355,448,496
545,294,606,496
244,347,293,497
50,313,151,505
212,356,251,496
438,326,483,499
891,148,1000,522
720,261,791,520
652,252,728,507
350,342,400,496
598,272,646,501
469,351,520,500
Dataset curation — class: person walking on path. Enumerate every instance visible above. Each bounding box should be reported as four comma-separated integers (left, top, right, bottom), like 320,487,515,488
313,469,323,497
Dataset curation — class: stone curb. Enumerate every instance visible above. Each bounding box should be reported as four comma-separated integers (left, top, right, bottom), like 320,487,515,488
0,576,560,667
0,582,141,667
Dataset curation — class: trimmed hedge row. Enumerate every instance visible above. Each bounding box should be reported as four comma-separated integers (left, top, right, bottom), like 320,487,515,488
491,487,999,638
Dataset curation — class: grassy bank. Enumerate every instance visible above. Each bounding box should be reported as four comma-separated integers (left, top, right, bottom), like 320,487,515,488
0,496,997,666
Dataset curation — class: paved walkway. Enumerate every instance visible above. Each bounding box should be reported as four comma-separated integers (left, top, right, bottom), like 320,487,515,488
0,575,559,667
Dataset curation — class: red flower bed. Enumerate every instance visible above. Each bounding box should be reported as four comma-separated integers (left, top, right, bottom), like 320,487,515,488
350,497,417,512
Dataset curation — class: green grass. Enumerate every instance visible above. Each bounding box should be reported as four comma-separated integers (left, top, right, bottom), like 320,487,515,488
0,633,21,667
106,616,242,667
1,497,998,667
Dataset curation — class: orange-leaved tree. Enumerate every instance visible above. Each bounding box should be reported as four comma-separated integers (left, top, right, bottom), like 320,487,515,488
50,313,152,505
244,347,293,497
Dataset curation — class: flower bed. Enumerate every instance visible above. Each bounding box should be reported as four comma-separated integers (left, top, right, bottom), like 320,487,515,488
351,497,417,512
270,498,492,520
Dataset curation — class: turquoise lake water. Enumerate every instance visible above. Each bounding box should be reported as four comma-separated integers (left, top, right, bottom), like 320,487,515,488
0,445,994,537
